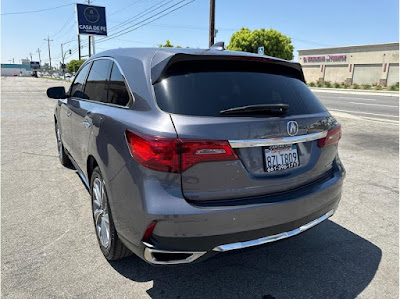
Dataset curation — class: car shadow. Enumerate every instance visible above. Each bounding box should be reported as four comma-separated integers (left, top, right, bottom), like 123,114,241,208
108,220,381,299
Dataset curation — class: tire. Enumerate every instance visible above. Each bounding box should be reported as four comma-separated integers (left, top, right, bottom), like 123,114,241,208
55,123,71,166
90,167,132,260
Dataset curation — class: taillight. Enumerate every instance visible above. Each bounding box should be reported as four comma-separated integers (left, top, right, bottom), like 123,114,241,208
180,140,238,171
317,124,342,147
125,131,238,173
125,131,180,172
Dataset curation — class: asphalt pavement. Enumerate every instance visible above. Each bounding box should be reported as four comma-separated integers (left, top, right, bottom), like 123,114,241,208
1,77,399,298
314,90,399,122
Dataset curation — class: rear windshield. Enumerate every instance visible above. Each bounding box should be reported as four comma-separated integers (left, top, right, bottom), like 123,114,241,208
153,61,327,117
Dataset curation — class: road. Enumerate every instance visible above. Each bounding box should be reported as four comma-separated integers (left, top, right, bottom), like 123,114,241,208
1,77,399,298
314,90,399,122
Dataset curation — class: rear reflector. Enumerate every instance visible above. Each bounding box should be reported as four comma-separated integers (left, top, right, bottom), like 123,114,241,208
317,124,342,147
142,221,157,242
125,131,238,173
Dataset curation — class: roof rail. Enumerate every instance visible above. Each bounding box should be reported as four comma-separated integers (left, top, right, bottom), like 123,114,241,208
210,41,225,51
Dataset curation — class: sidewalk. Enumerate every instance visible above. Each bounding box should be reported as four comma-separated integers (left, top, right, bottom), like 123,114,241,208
310,87,399,97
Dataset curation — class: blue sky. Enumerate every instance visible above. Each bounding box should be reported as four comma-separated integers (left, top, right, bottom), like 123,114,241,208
1,0,399,66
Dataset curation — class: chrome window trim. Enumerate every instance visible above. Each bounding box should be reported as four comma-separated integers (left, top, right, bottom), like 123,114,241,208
72,56,135,108
213,208,336,252
69,61,93,97
229,130,328,148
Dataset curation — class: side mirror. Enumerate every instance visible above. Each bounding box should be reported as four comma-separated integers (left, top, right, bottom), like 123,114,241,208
47,86,67,99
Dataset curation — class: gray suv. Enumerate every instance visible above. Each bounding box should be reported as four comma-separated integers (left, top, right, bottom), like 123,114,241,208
47,46,345,265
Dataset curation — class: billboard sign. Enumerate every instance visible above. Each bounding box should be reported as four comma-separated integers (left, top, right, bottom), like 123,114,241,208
30,61,40,70
76,3,107,36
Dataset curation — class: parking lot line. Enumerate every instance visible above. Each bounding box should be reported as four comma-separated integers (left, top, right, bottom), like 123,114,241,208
337,97,377,101
348,102,399,108
328,108,399,119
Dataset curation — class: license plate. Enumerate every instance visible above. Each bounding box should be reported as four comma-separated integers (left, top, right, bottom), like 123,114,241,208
264,144,300,173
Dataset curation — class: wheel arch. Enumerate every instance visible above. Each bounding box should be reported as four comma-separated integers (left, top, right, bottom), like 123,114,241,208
87,155,99,184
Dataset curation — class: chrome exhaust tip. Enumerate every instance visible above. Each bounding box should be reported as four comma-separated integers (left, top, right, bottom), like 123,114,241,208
143,246,207,265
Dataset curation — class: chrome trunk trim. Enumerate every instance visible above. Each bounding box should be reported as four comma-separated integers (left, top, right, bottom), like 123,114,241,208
143,247,207,265
229,131,328,148
213,208,336,252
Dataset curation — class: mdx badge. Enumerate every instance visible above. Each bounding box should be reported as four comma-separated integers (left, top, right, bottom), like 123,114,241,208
287,121,299,136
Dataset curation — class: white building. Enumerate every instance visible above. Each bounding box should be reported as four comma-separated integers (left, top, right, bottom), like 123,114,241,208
298,43,399,86
1,64,32,76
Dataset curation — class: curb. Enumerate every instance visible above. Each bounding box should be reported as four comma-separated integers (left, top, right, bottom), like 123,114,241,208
310,88,399,97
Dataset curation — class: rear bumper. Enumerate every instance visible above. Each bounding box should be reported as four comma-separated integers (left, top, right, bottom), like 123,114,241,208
110,157,345,265
142,207,337,265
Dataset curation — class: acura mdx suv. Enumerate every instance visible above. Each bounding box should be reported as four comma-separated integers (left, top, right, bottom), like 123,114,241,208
47,44,345,265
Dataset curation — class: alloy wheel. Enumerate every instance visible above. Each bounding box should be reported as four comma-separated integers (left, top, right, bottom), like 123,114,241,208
92,178,110,249
56,127,62,158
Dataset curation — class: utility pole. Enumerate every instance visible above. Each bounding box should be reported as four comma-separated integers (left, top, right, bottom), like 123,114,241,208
37,48,41,64
87,0,93,57
88,35,92,57
29,53,33,61
61,43,65,78
209,0,215,47
44,36,53,71
78,35,82,60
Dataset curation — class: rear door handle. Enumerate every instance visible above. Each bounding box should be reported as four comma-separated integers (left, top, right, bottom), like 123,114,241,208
82,120,91,128
66,110,72,117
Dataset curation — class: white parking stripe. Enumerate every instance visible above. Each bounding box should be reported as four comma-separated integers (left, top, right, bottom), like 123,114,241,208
328,108,399,118
349,102,399,108
337,97,376,101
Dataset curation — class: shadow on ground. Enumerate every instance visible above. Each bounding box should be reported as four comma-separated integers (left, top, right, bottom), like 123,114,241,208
109,220,381,299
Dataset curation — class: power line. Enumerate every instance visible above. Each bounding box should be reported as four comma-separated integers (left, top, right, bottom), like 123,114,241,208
69,0,181,52
51,12,75,39
108,0,173,32
69,0,196,56
1,3,74,16
97,0,195,45
147,23,237,31
109,0,145,16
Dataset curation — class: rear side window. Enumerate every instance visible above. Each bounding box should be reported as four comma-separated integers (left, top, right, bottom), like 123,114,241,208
154,61,327,117
108,63,130,106
70,63,91,98
84,59,112,103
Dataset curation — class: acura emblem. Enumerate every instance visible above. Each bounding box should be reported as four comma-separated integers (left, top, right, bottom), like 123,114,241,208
287,121,299,136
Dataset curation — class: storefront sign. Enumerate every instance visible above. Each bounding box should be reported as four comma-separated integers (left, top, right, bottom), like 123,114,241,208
304,55,347,63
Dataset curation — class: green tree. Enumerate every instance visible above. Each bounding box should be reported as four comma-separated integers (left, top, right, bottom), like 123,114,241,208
158,40,183,48
158,40,174,48
227,27,294,60
66,59,86,73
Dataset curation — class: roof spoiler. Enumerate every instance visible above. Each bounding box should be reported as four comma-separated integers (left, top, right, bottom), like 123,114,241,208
151,54,306,84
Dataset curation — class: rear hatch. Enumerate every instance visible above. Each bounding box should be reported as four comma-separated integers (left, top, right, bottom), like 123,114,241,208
152,54,340,202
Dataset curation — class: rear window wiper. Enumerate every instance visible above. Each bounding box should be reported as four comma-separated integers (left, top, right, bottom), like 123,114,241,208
220,104,289,115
